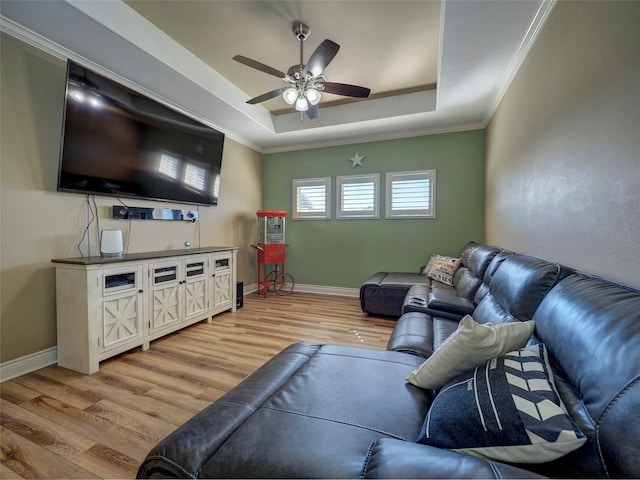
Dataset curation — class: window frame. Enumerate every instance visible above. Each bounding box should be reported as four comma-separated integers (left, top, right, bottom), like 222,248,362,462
292,177,331,220
385,169,436,219
336,173,380,219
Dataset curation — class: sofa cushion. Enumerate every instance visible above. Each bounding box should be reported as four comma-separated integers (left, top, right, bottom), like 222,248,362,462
473,254,562,325
386,312,435,358
138,343,432,479
417,343,586,464
362,438,545,479
452,267,482,299
360,272,431,317
528,273,640,478
406,315,535,390
427,292,475,316
461,242,502,279
473,250,512,305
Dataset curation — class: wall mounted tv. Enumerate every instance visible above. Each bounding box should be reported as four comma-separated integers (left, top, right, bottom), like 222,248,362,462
58,60,225,206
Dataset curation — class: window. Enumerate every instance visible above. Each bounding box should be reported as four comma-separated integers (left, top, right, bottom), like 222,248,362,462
292,177,331,220
386,170,436,218
336,173,379,219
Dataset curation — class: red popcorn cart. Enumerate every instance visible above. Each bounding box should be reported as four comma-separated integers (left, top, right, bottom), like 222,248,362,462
252,210,294,296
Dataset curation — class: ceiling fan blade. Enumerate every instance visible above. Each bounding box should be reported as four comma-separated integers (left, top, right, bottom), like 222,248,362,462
306,103,320,120
303,39,340,77
247,88,285,104
322,82,371,98
233,55,286,79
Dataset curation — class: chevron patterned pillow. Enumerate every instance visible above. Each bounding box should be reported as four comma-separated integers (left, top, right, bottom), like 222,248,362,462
417,343,586,463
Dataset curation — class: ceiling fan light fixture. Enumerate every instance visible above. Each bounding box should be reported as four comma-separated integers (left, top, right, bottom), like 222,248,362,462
295,96,309,112
283,87,298,105
234,21,369,120
306,88,321,105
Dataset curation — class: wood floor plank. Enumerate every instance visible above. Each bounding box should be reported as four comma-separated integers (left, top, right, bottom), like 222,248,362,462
37,364,156,396
84,398,176,444
0,461,22,479
0,382,40,406
20,396,155,460
101,356,213,397
0,399,96,459
50,374,196,427
0,428,98,479
71,443,140,479
0,292,396,479
12,373,103,410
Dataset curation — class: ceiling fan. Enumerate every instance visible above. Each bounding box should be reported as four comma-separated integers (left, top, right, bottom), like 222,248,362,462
233,22,371,120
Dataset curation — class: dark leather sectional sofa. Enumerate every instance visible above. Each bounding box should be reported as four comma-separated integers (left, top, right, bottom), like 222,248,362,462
137,243,640,479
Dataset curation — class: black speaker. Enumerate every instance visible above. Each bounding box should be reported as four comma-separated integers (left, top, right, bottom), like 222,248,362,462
236,282,244,309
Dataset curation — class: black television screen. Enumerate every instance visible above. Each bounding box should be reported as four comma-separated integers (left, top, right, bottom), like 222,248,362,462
58,61,224,206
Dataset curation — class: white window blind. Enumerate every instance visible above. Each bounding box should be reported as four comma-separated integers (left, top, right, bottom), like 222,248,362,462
292,177,331,220
386,170,436,218
337,174,379,219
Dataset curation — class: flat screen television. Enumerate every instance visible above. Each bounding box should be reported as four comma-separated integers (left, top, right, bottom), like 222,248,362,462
57,60,225,206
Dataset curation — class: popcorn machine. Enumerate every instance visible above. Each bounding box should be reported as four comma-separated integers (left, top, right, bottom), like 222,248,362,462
253,210,294,296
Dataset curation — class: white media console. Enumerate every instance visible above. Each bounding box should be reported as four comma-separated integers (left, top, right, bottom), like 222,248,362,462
52,246,238,374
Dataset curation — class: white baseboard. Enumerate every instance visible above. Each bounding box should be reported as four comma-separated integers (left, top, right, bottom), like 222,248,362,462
0,346,58,383
242,282,358,298
293,284,360,297
0,284,359,381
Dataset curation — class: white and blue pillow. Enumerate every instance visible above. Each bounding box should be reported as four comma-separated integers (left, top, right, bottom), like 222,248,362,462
417,343,586,463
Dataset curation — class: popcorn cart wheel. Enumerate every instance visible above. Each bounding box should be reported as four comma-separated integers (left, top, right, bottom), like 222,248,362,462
265,269,295,296
251,243,295,296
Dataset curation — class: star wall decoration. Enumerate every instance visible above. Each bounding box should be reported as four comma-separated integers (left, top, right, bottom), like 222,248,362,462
349,152,365,167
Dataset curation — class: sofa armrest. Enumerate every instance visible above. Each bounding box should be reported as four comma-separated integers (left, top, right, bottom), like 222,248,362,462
362,438,545,479
386,312,434,358
427,292,475,315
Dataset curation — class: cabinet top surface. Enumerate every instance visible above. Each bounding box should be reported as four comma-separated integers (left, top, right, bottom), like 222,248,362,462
52,246,238,266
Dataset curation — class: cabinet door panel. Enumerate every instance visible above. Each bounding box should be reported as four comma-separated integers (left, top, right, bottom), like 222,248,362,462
152,285,181,328
184,257,208,321
185,277,207,319
101,264,144,352
150,261,182,332
214,273,231,307
103,294,141,348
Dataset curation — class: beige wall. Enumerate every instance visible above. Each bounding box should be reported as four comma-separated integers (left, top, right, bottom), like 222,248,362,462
486,1,640,288
0,33,263,363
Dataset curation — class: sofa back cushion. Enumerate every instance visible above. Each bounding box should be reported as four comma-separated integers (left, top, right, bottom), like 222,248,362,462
472,250,512,305
451,268,481,299
531,273,640,478
458,241,480,268
464,243,502,279
448,243,502,300
473,254,562,325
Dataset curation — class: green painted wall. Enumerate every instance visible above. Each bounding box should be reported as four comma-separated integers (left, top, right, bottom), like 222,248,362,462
263,130,486,288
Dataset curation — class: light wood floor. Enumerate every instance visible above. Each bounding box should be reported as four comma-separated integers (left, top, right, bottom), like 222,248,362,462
1,292,396,479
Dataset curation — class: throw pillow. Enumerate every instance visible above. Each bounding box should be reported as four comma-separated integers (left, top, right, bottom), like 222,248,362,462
406,315,535,389
416,344,587,463
427,256,461,286
422,253,458,276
